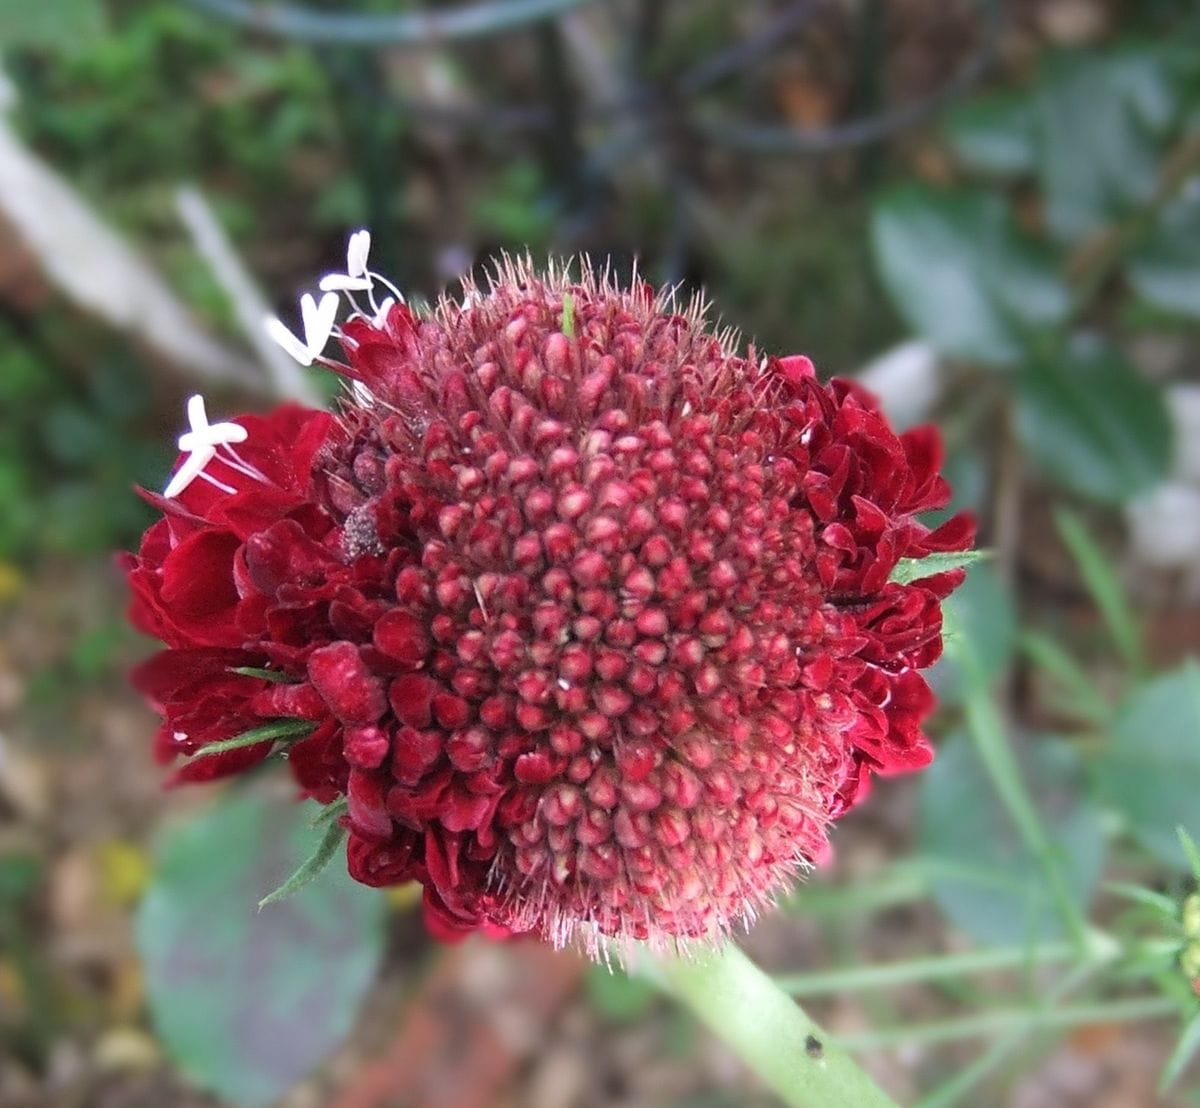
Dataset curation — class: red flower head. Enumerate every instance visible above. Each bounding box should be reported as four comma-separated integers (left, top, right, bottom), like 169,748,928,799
125,241,972,951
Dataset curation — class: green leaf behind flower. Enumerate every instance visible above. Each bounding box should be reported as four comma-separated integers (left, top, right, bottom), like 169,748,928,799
136,791,386,1108
1016,340,1172,503
871,184,1069,367
1091,661,1200,871
920,733,1105,946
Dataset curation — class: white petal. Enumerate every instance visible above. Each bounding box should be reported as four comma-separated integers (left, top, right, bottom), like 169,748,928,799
300,291,339,354
264,315,314,365
319,273,373,292
163,447,215,499
179,421,247,452
185,394,209,433
371,296,396,328
347,229,371,278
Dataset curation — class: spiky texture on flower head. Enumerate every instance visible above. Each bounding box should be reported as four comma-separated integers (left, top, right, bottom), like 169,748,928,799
125,252,972,952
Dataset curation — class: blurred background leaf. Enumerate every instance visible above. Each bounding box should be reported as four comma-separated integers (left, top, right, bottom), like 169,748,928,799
136,790,387,1107
1091,661,1200,871
919,732,1105,946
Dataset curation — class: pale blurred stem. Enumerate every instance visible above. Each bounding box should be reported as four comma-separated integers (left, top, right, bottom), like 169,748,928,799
833,996,1176,1051
650,944,899,1108
992,400,1021,600
774,939,1077,996
944,615,1091,949
916,961,1100,1108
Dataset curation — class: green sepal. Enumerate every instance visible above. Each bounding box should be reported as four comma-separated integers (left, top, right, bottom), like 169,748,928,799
229,666,297,684
888,549,989,585
309,797,349,829
187,719,314,760
258,820,347,908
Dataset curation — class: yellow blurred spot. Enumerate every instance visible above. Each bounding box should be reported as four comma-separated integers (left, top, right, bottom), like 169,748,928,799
0,959,24,1015
109,959,144,1024
94,1027,160,1073
0,562,22,603
98,841,151,906
386,882,423,912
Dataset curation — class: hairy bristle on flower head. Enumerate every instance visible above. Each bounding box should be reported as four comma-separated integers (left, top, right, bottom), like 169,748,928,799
126,247,972,954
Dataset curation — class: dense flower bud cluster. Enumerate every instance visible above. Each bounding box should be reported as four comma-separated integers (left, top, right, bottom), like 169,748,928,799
124,252,971,950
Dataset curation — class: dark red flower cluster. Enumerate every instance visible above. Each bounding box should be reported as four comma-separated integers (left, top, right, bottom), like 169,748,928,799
124,259,971,948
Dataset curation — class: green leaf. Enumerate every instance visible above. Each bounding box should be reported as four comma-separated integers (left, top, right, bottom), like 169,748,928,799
919,733,1105,946
945,91,1037,176
1091,661,1200,871
560,292,575,338
1054,509,1144,671
230,666,297,684
1016,340,1172,503
258,820,347,908
931,563,1017,707
1129,193,1200,320
1160,1010,1200,1094
0,0,106,51
309,797,349,828
1020,630,1110,725
186,719,314,759
1179,828,1200,883
137,792,386,1108
871,185,1069,367
889,550,989,585
1102,881,1179,922
1033,51,1165,243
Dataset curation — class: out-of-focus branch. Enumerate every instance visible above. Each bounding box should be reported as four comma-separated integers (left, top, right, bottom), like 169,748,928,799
0,104,266,393
693,0,1000,154
175,185,321,405
185,0,599,46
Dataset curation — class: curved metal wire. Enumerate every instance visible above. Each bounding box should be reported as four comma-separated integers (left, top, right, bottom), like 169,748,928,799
184,0,598,45
186,0,1001,157
693,0,1002,155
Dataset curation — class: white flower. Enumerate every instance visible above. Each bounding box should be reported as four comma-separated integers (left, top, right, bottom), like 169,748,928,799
319,228,373,292
264,291,340,366
163,395,249,499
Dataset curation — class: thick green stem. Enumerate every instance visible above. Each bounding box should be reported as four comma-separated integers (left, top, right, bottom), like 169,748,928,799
649,944,899,1108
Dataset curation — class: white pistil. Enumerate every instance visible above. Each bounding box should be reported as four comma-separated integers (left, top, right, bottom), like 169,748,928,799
317,229,405,325
164,395,250,499
319,229,374,292
371,295,396,328
265,290,339,366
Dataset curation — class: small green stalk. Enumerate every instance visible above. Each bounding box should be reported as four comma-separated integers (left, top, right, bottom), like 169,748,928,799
833,996,1177,1051
945,613,1091,948
774,940,1078,997
649,944,899,1108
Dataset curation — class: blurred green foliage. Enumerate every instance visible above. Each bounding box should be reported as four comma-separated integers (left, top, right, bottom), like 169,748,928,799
874,40,1200,504
137,791,387,1108
0,319,165,561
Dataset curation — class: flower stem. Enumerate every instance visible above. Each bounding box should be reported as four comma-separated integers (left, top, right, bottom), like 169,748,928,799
649,944,899,1108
